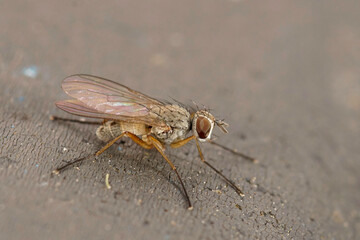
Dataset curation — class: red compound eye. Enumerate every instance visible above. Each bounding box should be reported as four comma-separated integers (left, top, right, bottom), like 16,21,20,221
196,116,211,139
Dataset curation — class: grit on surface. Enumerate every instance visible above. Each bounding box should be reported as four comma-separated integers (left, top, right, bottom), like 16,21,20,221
1,1,359,239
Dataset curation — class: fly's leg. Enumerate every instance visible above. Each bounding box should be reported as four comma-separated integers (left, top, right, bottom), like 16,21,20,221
148,136,192,209
209,141,257,163
53,132,152,175
171,136,245,197
53,132,192,208
195,139,245,196
50,115,102,125
95,132,153,156
172,137,257,163
170,135,196,148
52,155,92,175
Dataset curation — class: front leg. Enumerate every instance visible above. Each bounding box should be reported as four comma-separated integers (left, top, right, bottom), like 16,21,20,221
148,136,192,209
170,135,196,148
171,136,245,197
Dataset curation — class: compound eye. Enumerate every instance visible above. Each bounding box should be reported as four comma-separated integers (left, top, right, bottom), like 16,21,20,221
196,116,212,139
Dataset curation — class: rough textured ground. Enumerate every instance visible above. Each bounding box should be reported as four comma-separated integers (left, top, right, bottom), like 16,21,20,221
1,1,359,239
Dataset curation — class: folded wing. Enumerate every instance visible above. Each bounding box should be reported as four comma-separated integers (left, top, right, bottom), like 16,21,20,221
57,74,167,127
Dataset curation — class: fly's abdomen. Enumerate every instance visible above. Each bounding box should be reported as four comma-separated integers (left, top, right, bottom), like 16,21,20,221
96,121,122,142
96,121,149,142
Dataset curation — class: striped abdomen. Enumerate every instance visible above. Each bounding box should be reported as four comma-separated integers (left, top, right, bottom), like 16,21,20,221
96,121,149,142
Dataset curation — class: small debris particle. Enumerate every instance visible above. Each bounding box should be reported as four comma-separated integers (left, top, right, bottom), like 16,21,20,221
136,199,143,206
212,189,222,195
22,65,38,78
250,177,256,184
105,173,111,189
235,204,242,210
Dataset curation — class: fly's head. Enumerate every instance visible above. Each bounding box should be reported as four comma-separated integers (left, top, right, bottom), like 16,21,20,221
192,110,229,142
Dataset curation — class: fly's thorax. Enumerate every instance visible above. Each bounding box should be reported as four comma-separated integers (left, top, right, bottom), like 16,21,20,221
150,104,191,144
96,121,149,142
192,110,215,142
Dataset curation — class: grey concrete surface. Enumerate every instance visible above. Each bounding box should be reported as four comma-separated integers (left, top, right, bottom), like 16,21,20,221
1,1,359,239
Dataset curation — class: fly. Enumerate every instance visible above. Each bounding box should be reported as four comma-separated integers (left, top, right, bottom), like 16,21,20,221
51,74,256,209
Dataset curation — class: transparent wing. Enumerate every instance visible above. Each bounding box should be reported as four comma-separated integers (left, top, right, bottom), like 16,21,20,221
56,100,163,126
58,74,167,126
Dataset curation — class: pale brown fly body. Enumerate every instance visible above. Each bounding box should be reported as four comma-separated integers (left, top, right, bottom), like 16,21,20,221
52,74,256,209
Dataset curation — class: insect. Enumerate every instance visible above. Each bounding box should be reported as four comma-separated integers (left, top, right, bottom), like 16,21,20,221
52,74,256,209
